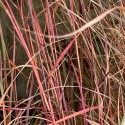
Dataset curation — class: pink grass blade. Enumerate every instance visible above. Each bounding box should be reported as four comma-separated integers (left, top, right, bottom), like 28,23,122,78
48,106,99,125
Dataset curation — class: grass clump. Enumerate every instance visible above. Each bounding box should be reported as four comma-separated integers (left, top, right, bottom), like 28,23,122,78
0,0,125,124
